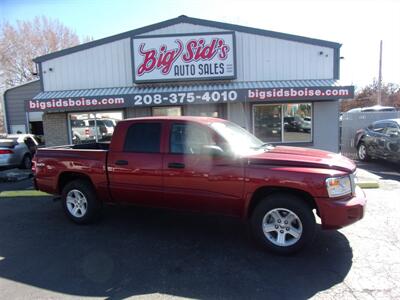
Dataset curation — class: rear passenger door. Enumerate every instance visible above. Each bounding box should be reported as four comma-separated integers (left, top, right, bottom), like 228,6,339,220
108,122,164,206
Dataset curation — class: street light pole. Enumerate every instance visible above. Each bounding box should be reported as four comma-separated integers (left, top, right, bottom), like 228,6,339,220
377,40,383,106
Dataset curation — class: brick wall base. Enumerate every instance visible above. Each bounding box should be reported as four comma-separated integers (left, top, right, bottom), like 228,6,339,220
43,113,69,146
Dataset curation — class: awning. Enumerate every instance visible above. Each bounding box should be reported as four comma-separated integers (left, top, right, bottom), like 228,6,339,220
28,79,354,112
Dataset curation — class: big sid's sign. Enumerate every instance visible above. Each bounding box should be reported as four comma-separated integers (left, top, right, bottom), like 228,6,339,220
132,32,236,83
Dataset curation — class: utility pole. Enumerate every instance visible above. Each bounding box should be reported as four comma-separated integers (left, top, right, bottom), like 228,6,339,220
377,40,383,106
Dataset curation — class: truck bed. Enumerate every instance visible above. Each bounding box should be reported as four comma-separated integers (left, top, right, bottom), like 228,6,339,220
34,143,110,201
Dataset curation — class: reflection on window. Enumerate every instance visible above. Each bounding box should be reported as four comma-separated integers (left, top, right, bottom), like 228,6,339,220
152,106,182,116
283,104,312,142
69,111,123,144
170,123,214,154
253,105,282,142
253,103,312,143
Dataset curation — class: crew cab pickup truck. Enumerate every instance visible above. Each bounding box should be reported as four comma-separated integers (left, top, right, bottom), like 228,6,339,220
33,117,366,254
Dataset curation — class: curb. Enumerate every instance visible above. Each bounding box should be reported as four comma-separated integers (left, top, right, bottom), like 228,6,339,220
0,190,50,198
357,181,380,189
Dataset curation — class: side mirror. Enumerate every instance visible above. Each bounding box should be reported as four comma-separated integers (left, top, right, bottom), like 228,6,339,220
202,145,224,156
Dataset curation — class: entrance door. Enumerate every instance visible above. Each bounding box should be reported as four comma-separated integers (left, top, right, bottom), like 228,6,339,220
162,121,245,216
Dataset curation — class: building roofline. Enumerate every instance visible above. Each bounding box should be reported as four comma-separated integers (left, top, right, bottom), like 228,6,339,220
3,80,41,95
33,15,341,63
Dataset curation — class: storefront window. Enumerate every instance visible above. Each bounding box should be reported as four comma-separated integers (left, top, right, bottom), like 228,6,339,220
152,106,182,116
184,103,225,118
69,111,123,144
253,103,312,143
253,104,282,142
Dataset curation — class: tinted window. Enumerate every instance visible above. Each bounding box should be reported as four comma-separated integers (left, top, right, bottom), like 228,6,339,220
373,122,387,133
384,123,400,135
170,123,213,154
124,123,161,153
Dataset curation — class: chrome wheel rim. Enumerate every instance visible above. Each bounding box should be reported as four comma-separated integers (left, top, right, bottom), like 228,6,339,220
262,208,303,247
358,144,366,160
66,189,88,218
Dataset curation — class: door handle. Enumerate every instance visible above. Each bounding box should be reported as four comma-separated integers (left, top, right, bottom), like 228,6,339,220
168,162,185,169
115,160,128,166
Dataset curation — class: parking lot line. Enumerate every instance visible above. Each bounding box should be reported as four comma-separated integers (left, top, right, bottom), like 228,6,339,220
0,190,50,197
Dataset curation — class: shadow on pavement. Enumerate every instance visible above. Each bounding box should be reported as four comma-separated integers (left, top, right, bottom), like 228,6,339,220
356,160,400,181
0,197,353,299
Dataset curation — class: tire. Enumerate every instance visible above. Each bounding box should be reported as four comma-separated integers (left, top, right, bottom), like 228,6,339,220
19,154,32,169
250,193,316,255
357,142,370,161
61,179,102,224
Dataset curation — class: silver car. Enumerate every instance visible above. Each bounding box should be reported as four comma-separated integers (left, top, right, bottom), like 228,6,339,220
0,134,39,169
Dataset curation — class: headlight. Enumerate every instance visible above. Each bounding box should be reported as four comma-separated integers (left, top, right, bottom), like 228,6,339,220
325,176,352,197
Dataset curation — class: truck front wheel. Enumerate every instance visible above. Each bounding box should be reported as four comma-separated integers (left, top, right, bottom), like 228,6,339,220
250,193,316,255
61,179,102,224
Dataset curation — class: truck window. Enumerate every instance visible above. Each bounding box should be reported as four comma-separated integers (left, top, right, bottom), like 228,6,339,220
170,123,213,154
124,123,161,153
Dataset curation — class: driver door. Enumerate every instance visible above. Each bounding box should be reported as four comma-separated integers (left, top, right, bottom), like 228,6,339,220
383,122,400,161
162,121,245,216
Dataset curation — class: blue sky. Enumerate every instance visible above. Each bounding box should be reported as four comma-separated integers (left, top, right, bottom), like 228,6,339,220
1,0,400,88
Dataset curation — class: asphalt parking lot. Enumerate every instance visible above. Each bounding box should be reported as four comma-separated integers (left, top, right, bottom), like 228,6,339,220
0,160,399,299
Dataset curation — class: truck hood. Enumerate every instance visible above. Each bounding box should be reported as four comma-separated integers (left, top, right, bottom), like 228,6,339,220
246,146,356,173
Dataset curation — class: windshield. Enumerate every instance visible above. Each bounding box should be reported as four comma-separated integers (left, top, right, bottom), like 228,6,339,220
210,121,271,155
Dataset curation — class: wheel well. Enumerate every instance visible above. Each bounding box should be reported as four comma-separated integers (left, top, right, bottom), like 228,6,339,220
247,187,317,219
58,172,93,194
356,135,365,148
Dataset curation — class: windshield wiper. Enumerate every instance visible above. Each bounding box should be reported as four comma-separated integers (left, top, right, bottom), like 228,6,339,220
250,143,274,151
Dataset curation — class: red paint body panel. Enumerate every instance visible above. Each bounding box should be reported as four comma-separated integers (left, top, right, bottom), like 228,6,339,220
33,116,366,230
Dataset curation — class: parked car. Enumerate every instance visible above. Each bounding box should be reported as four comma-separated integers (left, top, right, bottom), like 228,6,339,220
33,117,366,254
88,119,116,140
355,118,400,163
71,119,96,143
284,116,310,132
301,116,311,133
0,134,39,169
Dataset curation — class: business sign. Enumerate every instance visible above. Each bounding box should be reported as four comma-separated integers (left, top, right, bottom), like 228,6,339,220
26,86,354,112
132,32,236,83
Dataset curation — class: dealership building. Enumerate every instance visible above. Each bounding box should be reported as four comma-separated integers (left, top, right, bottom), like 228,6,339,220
2,15,353,151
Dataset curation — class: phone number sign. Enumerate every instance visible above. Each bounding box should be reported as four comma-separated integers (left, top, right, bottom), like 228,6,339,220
132,32,236,83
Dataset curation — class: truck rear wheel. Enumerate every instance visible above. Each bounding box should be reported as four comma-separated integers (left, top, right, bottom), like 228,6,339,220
61,179,101,224
250,193,316,255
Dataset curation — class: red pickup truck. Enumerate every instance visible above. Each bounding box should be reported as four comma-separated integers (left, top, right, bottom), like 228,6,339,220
33,116,366,254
